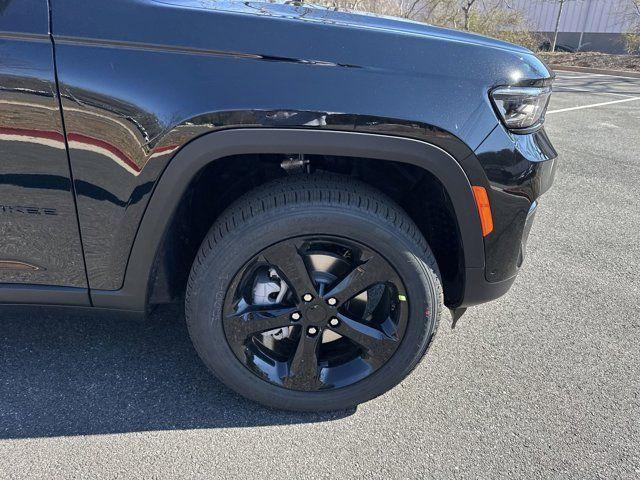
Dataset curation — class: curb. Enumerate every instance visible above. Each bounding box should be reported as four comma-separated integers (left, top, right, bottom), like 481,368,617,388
549,64,640,79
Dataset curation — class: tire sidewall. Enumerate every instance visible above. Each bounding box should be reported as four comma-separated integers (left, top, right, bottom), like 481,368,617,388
187,203,440,411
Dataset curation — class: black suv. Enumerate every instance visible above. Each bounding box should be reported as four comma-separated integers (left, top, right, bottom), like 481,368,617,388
1,0,557,411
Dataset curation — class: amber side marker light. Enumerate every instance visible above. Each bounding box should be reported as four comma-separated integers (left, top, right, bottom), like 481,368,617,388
472,186,494,237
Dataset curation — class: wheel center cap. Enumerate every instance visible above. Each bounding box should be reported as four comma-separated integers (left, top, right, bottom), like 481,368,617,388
304,302,328,324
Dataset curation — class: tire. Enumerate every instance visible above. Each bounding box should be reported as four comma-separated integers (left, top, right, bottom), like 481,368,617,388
185,173,443,411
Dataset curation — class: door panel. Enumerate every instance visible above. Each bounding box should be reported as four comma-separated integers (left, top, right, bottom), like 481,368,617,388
0,0,48,34
0,1,87,287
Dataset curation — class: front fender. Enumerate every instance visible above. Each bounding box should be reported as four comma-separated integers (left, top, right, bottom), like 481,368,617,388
90,128,485,311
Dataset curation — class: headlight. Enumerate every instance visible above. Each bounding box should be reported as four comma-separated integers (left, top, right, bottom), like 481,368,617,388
490,86,552,132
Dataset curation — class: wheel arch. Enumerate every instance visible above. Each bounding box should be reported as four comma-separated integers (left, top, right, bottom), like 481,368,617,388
90,128,485,311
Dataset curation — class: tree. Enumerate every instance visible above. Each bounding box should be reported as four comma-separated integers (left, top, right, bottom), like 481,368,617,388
315,0,538,49
545,0,586,52
551,0,565,52
460,0,478,30
622,0,640,54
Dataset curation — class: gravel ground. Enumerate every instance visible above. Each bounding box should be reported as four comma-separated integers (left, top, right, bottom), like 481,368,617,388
1,72,639,479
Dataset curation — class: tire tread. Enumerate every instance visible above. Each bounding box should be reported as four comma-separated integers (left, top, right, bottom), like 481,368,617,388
185,172,443,411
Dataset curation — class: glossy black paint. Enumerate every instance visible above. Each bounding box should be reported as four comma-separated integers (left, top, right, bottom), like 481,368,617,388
0,0,88,291
0,0,558,309
90,129,484,311
49,0,554,294
223,235,407,391
473,124,557,281
0,0,47,34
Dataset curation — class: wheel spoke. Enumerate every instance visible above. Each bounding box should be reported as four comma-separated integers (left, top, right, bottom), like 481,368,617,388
283,331,323,390
262,240,317,299
333,312,399,368
324,255,390,305
225,305,296,345
222,235,409,393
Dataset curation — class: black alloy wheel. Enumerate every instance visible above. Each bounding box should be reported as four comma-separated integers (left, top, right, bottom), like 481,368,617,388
222,236,409,391
186,173,442,411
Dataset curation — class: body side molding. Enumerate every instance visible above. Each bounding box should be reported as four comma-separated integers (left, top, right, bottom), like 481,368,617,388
91,128,485,311
0,285,90,306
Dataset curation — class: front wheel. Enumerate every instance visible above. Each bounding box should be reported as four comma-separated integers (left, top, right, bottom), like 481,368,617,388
185,174,442,411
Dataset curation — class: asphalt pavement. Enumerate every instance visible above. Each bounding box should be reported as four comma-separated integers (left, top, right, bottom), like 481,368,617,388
1,71,639,479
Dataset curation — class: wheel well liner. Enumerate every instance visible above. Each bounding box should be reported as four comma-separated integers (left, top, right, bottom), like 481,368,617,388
90,128,484,311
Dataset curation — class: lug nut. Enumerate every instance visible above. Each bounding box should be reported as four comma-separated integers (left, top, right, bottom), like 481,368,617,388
327,297,338,306
291,312,301,321
307,326,318,336
329,317,340,327
303,293,314,302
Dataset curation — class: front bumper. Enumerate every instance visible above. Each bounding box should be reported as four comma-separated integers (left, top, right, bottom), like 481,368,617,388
457,123,557,307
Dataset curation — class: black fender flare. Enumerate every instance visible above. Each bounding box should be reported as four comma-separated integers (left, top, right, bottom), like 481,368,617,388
91,128,485,310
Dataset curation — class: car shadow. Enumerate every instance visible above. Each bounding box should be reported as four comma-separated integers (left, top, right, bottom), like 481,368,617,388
0,304,353,439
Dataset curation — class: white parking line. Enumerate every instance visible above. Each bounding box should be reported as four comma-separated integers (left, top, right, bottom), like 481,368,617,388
553,87,636,97
547,96,640,114
555,71,640,81
556,74,603,80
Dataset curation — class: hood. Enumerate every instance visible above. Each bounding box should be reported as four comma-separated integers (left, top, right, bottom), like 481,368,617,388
155,0,533,56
